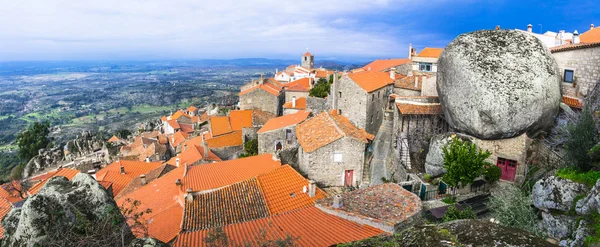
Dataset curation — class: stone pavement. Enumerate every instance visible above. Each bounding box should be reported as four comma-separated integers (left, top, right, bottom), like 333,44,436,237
369,118,393,186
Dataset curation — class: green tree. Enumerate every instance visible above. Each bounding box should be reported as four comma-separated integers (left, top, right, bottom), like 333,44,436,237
239,139,258,158
443,204,476,222
309,78,330,98
16,121,50,161
442,137,491,189
488,183,544,237
115,129,132,139
565,105,599,171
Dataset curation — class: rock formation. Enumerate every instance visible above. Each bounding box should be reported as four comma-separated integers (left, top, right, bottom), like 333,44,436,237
532,176,588,212
128,237,169,247
1,173,125,247
424,133,473,177
22,147,63,178
63,131,107,162
437,30,561,139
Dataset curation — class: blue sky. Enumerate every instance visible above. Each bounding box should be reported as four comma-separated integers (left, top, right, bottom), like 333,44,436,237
0,0,598,62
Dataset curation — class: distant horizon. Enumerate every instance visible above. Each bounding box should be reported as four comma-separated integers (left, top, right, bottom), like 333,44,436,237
1,0,598,62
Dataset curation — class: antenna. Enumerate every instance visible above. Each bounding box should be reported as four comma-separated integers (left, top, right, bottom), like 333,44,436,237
538,24,542,33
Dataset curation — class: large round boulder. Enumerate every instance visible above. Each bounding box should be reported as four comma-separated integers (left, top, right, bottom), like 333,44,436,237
437,30,561,139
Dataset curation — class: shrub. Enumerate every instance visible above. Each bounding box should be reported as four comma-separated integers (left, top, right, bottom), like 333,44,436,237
556,167,600,187
590,144,600,161
565,106,599,171
309,78,330,98
424,173,432,182
488,183,544,237
443,204,476,222
442,137,491,189
441,196,456,205
484,165,502,183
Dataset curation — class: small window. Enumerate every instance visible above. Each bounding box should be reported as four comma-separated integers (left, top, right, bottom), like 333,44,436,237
275,141,283,151
338,109,342,115
333,153,343,162
370,115,374,123
564,70,574,83
286,129,293,144
338,91,342,98
372,94,375,101
378,91,380,98
419,63,432,72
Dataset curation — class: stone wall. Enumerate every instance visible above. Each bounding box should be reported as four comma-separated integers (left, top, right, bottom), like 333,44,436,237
470,133,532,184
242,127,259,143
364,86,390,135
298,138,366,187
258,126,298,156
285,91,309,103
239,89,282,116
395,63,413,75
337,75,368,130
392,88,421,97
421,76,438,96
211,145,243,160
552,46,600,98
306,96,329,114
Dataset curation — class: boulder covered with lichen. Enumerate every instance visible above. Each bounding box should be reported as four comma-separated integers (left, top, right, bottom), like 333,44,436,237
1,173,122,247
437,29,561,139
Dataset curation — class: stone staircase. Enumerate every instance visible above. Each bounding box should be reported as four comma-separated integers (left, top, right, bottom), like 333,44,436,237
398,133,411,170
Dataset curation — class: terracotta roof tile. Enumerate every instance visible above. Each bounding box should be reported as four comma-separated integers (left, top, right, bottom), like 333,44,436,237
173,206,384,247
182,154,281,192
169,131,189,148
550,41,600,52
0,181,25,203
580,27,600,43
258,165,326,215
348,71,394,92
562,95,584,109
108,135,122,143
239,82,282,97
147,204,183,243
182,177,270,231
27,168,80,195
199,112,209,123
205,130,243,148
363,59,410,72
285,83,310,92
179,124,195,134
209,116,233,136
96,160,164,197
396,102,442,115
187,106,198,112
296,111,373,153
417,47,444,58
258,110,310,134
252,109,276,126
229,110,253,130
167,120,181,130
0,196,13,238
282,97,307,110
315,70,334,79
160,116,168,122
394,74,425,91
303,52,313,56
172,111,192,121
115,164,171,200
284,78,311,91
178,136,222,162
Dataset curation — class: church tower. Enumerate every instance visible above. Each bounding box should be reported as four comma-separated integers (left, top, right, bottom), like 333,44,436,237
301,52,314,69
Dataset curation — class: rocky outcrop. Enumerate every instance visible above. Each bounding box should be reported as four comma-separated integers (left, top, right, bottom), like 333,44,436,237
541,212,577,240
64,131,107,161
128,237,169,247
424,133,473,177
1,174,121,247
576,179,600,215
532,176,589,212
437,30,561,139
22,147,63,178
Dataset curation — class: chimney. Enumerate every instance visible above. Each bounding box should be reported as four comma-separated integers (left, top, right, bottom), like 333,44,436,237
120,166,125,174
183,144,187,152
527,24,532,33
573,30,580,44
559,30,565,45
592,24,595,30
408,43,413,60
171,136,175,144
176,157,180,167
185,188,193,203
175,179,182,186
145,157,149,163
140,174,147,185
308,180,316,198
389,68,396,80
495,25,500,30
260,74,264,84
202,134,209,160
292,96,297,108
414,75,419,88
331,71,338,110
333,194,344,208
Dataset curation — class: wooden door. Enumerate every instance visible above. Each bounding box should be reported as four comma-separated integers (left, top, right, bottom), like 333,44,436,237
344,170,353,187
496,158,517,182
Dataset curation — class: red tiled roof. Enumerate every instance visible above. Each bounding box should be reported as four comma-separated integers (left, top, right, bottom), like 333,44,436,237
28,168,80,195
179,124,195,134
550,41,600,53
282,97,307,110
167,120,181,130
199,112,209,123
160,116,168,122
182,154,281,192
204,130,243,149
172,111,192,121
394,74,425,91
182,177,270,231
173,206,384,247
363,59,410,72
178,136,222,162
252,109,277,126
315,70,334,79
258,110,310,134
209,116,233,136
0,196,13,238
229,110,253,131
169,131,190,148
303,52,313,56
562,95,584,109
284,78,311,91
580,27,600,43
396,102,442,115
187,106,198,112
416,47,444,58
0,181,25,203
239,82,282,97
107,135,121,143
147,204,184,243
348,70,394,92
96,160,164,196
296,111,373,153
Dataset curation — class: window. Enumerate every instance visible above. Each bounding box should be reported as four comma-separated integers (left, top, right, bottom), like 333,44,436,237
564,69,574,83
286,129,293,144
370,115,374,124
338,91,342,98
333,152,343,162
275,141,283,151
419,63,432,72
372,94,375,101
378,91,380,98
338,109,342,115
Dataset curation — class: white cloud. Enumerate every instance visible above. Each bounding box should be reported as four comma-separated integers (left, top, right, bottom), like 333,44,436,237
0,0,449,60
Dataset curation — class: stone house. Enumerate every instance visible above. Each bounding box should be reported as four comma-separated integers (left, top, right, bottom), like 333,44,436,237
282,97,306,115
283,78,311,102
333,70,395,135
239,77,284,116
409,46,443,74
550,35,600,99
470,133,532,184
296,111,374,187
359,59,411,72
257,110,310,162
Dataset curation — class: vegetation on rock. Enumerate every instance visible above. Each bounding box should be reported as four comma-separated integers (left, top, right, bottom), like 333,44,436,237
442,137,491,189
556,167,600,187
488,183,544,237
565,106,599,172
443,204,475,222
15,121,51,161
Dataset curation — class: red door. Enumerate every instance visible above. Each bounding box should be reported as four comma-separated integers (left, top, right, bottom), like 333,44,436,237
344,170,354,187
496,158,517,181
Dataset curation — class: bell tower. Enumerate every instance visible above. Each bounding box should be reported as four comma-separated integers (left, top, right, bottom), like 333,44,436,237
301,52,314,69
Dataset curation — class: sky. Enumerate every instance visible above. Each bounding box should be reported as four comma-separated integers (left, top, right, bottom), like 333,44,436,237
0,0,599,62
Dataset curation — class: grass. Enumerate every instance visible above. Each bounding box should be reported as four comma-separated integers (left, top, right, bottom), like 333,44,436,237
556,167,600,187
586,212,600,246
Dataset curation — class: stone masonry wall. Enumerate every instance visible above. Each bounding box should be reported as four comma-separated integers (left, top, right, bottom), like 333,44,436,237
285,91,309,103
420,76,438,96
211,145,243,160
365,86,390,135
258,126,298,156
393,88,421,97
298,138,366,187
470,133,532,184
306,96,329,114
552,46,600,98
337,75,368,131
239,89,281,115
